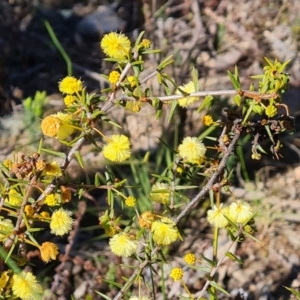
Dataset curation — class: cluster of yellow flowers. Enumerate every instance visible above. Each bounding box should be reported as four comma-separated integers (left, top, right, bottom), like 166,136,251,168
207,200,253,228
108,215,180,257
176,81,199,107
41,111,75,140
1,29,265,299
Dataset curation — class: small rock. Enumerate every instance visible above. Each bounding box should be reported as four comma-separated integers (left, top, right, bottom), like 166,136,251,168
76,5,125,43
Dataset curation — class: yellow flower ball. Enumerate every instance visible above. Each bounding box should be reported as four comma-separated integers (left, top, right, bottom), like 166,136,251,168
3,159,13,169
138,211,156,229
229,200,253,224
41,112,75,140
151,217,179,245
109,232,138,257
50,208,73,236
207,204,229,228
103,134,131,162
125,196,136,207
56,112,75,139
41,115,61,138
176,81,198,107
170,267,183,281
127,76,138,88
104,225,119,237
59,76,83,94
44,194,59,206
108,71,121,85
265,104,277,117
101,32,131,59
24,205,34,216
39,241,59,263
0,271,12,291
0,218,14,239
12,272,43,300
202,115,214,126
40,211,50,219
150,182,170,205
43,161,62,177
7,189,22,206
36,159,46,171
139,39,151,49
64,95,76,106
178,137,206,164
184,253,196,265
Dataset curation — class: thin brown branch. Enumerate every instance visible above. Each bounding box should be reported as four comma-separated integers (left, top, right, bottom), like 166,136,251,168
175,128,241,224
4,175,38,248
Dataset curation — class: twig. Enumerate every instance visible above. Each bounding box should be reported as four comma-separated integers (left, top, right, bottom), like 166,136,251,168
175,129,240,224
197,225,244,299
118,89,276,103
4,175,38,248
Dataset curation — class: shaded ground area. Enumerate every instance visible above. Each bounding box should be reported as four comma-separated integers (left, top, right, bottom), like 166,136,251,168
1,0,300,299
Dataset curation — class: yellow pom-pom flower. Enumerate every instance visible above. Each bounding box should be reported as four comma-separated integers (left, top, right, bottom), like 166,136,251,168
3,159,12,169
103,134,131,162
207,204,229,228
43,161,62,177
138,211,156,229
109,232,138,257
24,205,34,216
36,159,46,171
41,112,75,140
127,76,138,88
59,76,83,94
39,241,59,263
7,189,22,206
176,167,184,174
178,137,206,164
150,182,170,205
202,115,214,126
139,39,151,49
101,32,131,59
44,194,59,206
176,81,198,107
184,253,196,265
12,272,43,300
151,217,179,245
105,225,119,237
265,104,277,117
0,271,12,292
40,211,50,219
108,71,120,85
0,218,14,240
170,267,183,281
50,208,73,236
229,200,253,224
125,196,136,207
41,115,60,138
64,95,76,106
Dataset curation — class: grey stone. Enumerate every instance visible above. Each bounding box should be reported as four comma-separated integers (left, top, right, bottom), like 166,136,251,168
76,5,125,42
